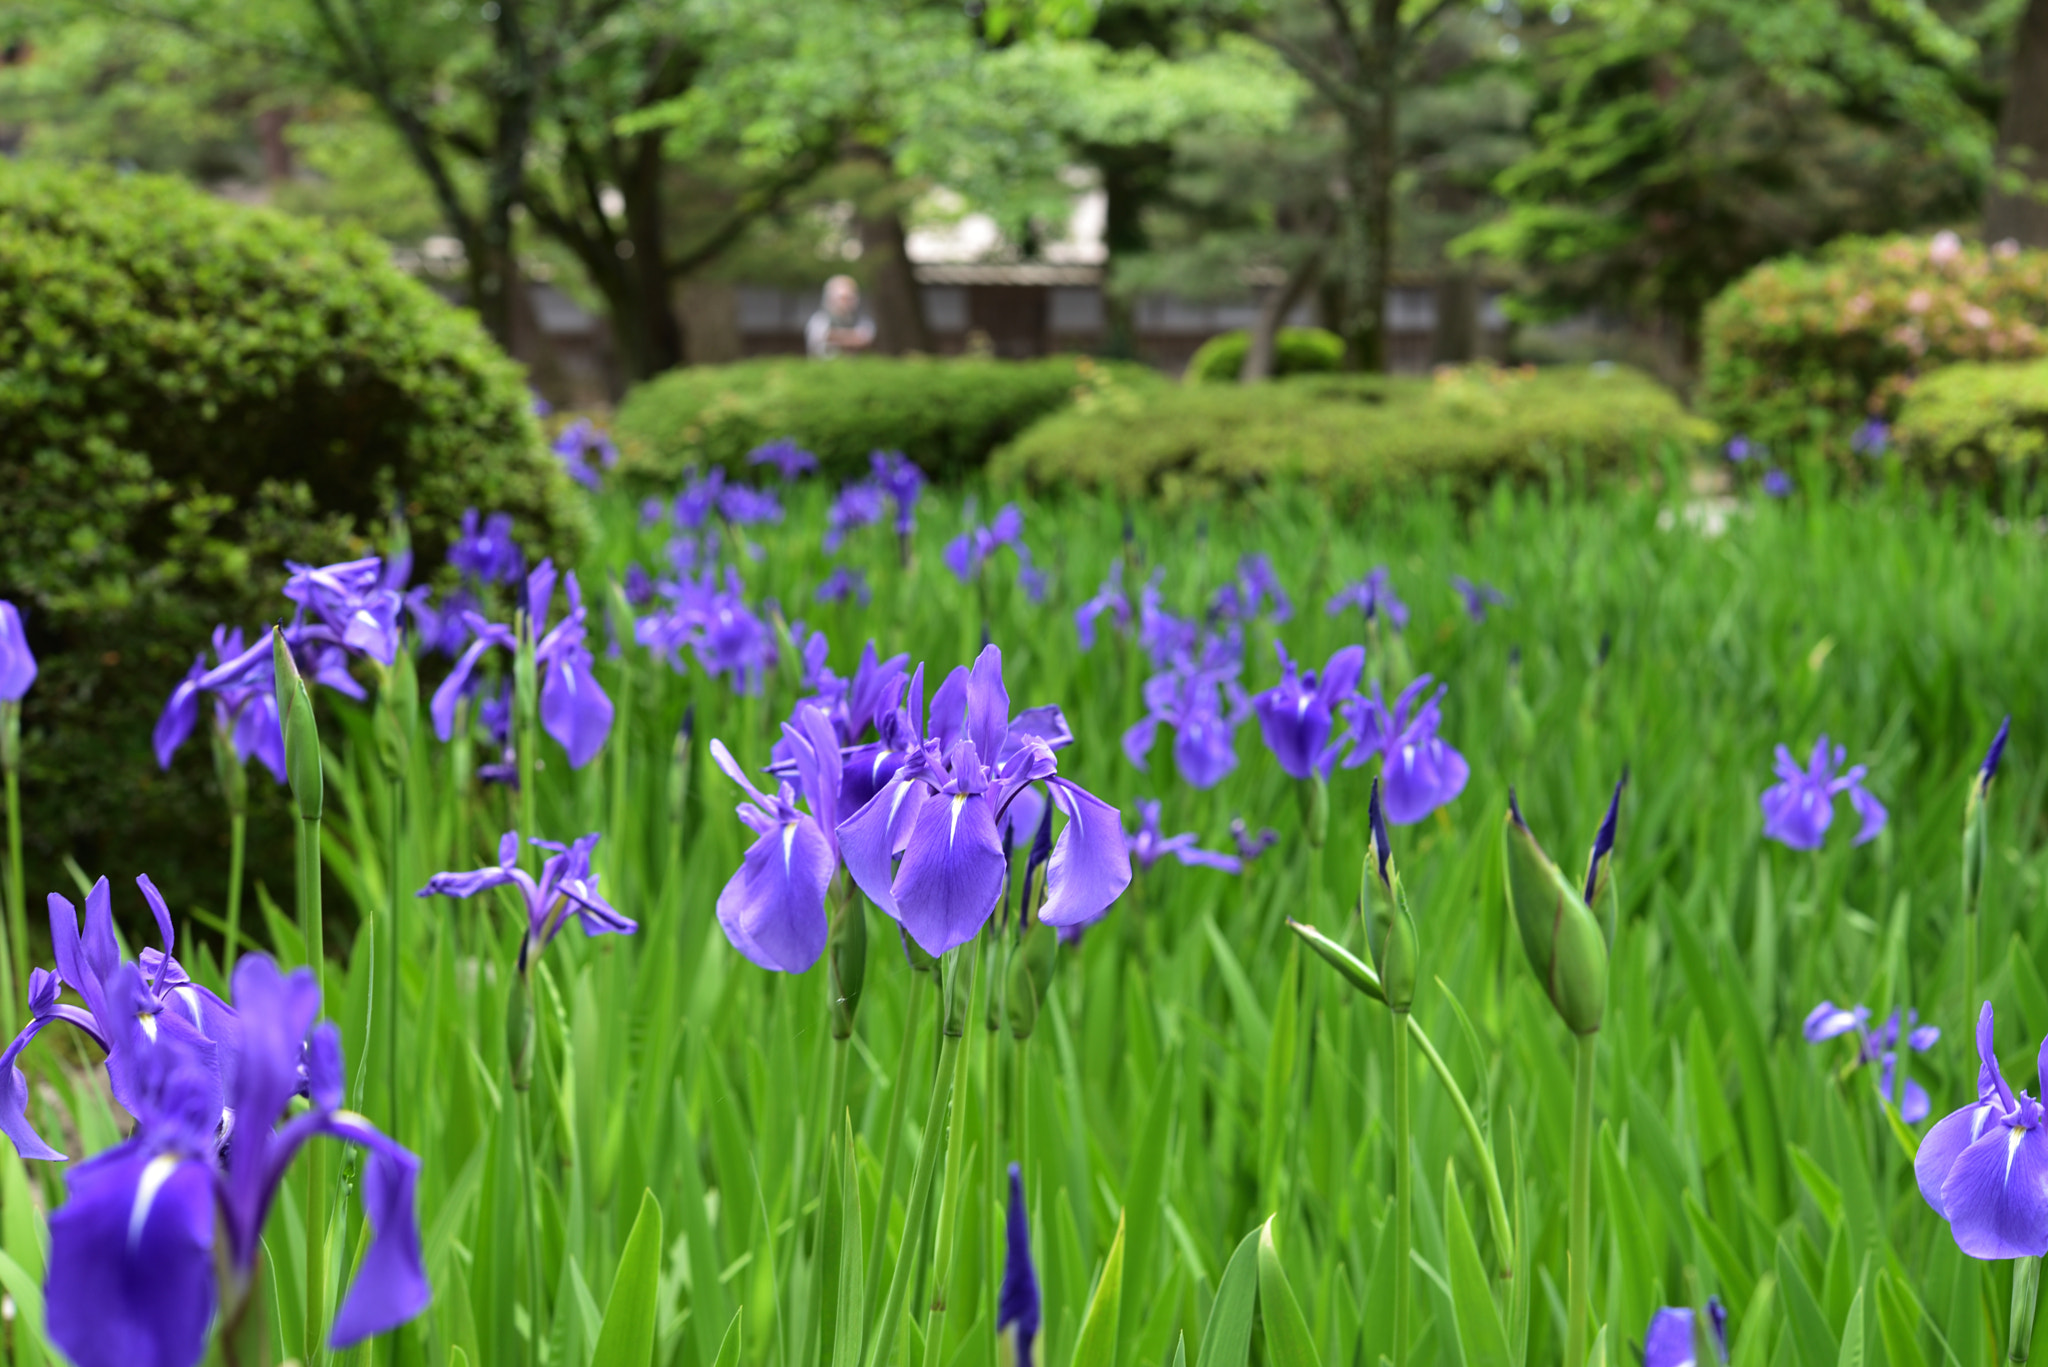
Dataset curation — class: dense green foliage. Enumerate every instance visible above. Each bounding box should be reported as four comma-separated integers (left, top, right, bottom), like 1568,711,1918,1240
1184,327,1345,383
1702,234,2048,459
1894,356,2048,487
613,354,1164,485
0,159,582,911
9,472,2047,1367
991,363,1709,500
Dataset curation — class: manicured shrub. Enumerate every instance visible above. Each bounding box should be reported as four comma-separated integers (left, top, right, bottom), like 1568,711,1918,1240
990,363,1708,502
1891,357,2048,489
1701,233,2048,461
611,354,1165,487
0,160,585,916
1184,327,1345,383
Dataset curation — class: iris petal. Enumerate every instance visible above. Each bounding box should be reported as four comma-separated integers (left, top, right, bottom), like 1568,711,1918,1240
717,818,834,973
892,792,1006,956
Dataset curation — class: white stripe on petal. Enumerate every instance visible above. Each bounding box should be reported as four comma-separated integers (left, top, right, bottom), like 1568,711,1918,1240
129,1154,183,1250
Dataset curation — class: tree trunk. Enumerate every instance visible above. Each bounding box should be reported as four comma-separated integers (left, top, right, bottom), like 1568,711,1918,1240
1431,271,1477,365
1242,239,1328,381
1987,0,2048,247
475,0,536,347
1356,0,1401,373
623,134,684,378
860,207,931,355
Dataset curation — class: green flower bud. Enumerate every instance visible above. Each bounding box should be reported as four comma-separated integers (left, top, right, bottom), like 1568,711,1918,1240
901,923,938,975
1007,923,1058,1039
1505,648,1536,758
1286,917,1385,1004
0,702,19,774
1364,780,1418,1013
373,649,419,780
829,885,866,1041
1964,717,2009,920
942,949,971,1038
1502,795,1607,1035
272,627,323,822
668,705,695,829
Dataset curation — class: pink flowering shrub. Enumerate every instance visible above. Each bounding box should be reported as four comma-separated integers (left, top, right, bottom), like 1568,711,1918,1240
1702,232,2048,466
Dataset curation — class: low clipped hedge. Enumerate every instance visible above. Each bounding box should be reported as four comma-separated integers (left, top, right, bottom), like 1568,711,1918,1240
0,160,585,919
990,364,1708,501
1702,233,2048,462
1184,327,1345,383
612,354,1165,486
1893,358,2048,488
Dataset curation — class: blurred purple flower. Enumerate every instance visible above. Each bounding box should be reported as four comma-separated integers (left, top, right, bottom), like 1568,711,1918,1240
1230,817,1278,864
1252,642,1364,781
1763,468,1792,497
1341,675,1469,823
449,509,524,585
1126,800,1240,873
153,626,287,783
1725,435,1755,463
552,419,618,490
1326,566,1408,630
746,438,819,481
1075,561,1131,650
1643,1299,1727,1367
1449,575,1507,622
430,560,614,767
825,480,887,552
1851,418,1889,456
1211,554,1292,624
1805,1000,1941,1121
0,601,36,703
817,566,871,606
1760,736,1885,849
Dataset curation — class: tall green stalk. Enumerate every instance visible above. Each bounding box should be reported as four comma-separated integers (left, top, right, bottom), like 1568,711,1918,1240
224,812,246,967
2013,1256,2041,1364
866,953,970,1367
1566,1032,1597,1367
1391,1009,1412,1367
864,967,931,1323
919,975,977,1367
382,775,402,1136
1,717,24,1035
298,809,327,1367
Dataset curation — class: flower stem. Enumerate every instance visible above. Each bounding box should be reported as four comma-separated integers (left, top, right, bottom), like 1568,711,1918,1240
1966,909,1980,1025
2013,1255,2041,1363
2,756,24,1035
919,954,979,1367
1566,1031,1598,1367
866,957,969,1367
298,809,327,1367
1407,1019,1513,1286
224,810,246,968
864,966,932,1324
514,1083,545,1367
1391,1008,1412,1367
383,775,403,1139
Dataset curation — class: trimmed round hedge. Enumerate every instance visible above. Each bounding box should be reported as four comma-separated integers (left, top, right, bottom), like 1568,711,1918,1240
990,364,1709,503
611,354,1166,488
1702,233,2048,464
1893,358,2048,489
1184,327,1345,383
0,160,584,923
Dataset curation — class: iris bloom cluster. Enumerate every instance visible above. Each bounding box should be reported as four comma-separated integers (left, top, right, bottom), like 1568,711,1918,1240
154,625,287,782
449,507,526,585
1760,736,1887,849
1126,799,1240,874
418,829,636,968
431,559,616,767
552,417,618,490
945,503,1047,602
711,644,1131,966
746,437,819,480
820,452,923,554
1123,627,1251,789
0,880,426,1367
634,563,780,695
1210,553,1292,624
1804,1000,1941,1121
1326,565,1407,629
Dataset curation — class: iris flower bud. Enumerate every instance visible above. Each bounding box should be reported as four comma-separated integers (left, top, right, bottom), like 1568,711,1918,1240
272,627,323,822
668,705,695,829
829,882,866,1041
1364,780,1418,1013
1503,789,1610,1036
506,965,536,1092
374,648,419,779
1963,717,2009,920
1007,923,1058,1040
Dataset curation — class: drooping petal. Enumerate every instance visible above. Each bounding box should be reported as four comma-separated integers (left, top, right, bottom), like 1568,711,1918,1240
324,1112,431,1347
540,647,614,769
1035,779,1133,932
891,791,1007,956
1121,715,1159,772
1380,733,1469,824
152,657,207,770
1848,784,1887,845
0,1016,69,1161
46,1145,217,1367
837,776,928,917
223,956,322,1245
1876,1055,1930,1125
1938,1111,2048,1258
717,817,834,973
1802,1001,1865,1043
430,633,500,742
233,692,288,784
0,601,36,703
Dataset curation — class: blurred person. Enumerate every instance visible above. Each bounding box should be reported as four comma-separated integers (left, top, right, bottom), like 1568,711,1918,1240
806,274,876,359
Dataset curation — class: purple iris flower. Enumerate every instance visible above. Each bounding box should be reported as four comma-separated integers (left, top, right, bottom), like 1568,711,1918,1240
1917,1003,2048,1258
1075,561,1132,650
1230,817,1278,864
282,556,406,673
401,586,478,658
674,470,726,530
1851,419,1889,456
0,876,236,1164
838,646,1131,955
1123,645,1249,790
418,830,635,967
768,640,914,811
1135,575,1200,669
1126,800,1241,873
816,567,871,606
1341,675,1470,824
476,683,518,788
1449,575,1508,622
1253,643,1365,781
1760,736,1886,849
623,563,657,607
871,450,924,537
1643,1299,1728,1367
635,565,780,695
710,706,843,973
998,1163,1041,1367
1725,435,1754,463
1211,553,1292,624
0,601,34,702
530,391,553,417
946,505,1045,600
825,481,887,552
746,438,818,481
449,508,525,585
552,418,619,490
1805,1000,1941,1122
718,484,784,527
44,953,428,1367
1763,469,1792,497
154,626,287,783
1326,567,1409,630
